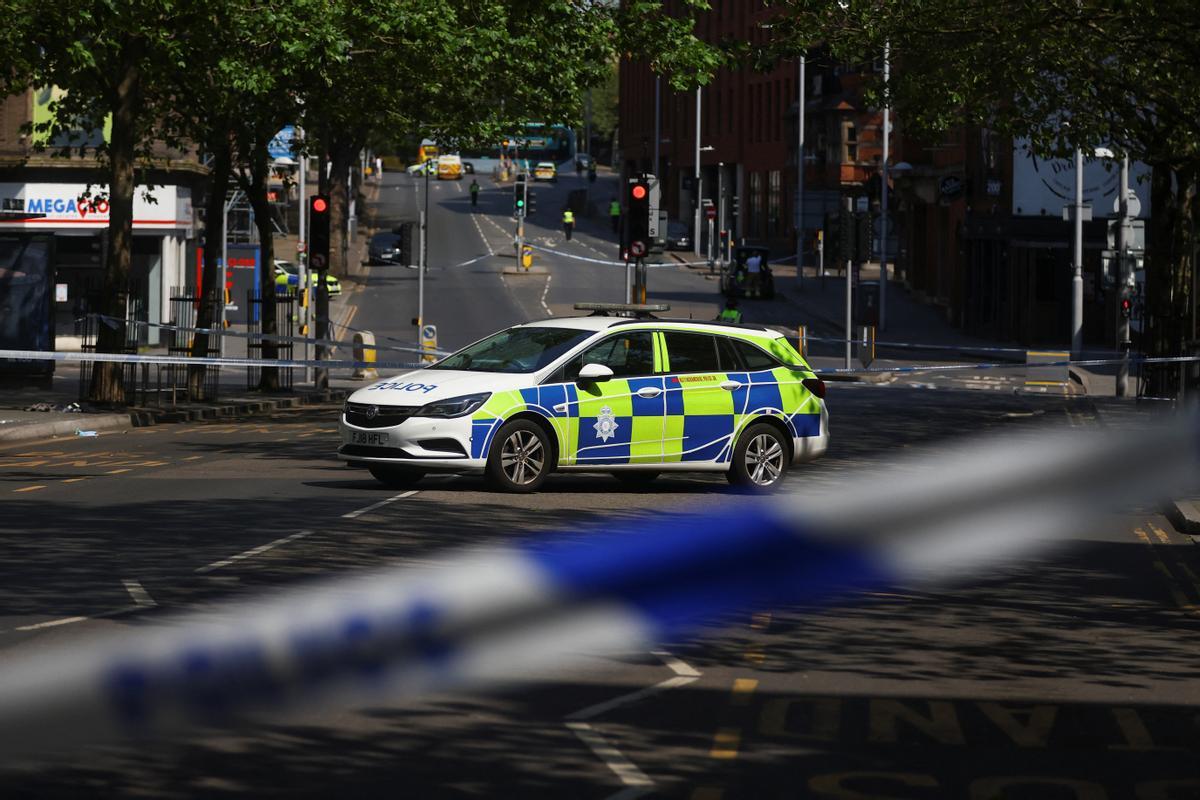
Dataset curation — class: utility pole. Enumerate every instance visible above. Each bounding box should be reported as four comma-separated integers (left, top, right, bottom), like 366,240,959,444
693,86,702,259
796,54,805,291
1117,155,1131,397
1071,148,1084,358
653,75,660,179
879,41,890,330
844,196,853,369
297,131,309,380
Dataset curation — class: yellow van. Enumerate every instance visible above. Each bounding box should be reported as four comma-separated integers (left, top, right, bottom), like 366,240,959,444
437,154,463,180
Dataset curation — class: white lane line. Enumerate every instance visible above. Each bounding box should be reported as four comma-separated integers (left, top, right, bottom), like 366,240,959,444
565,722,654,788
540,274,554,316
651,649,701,677
469,212,495,257
342,489,419,519
15,616,89,632
122,579,156,608
195,529,314,574
566,675,698,721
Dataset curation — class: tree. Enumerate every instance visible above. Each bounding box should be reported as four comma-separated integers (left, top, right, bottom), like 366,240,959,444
1,1,200,404
763,0,1200,385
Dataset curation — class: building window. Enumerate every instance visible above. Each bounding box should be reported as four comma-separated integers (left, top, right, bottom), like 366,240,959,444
768,170,782,236
841,121,857,163
748,171,764,239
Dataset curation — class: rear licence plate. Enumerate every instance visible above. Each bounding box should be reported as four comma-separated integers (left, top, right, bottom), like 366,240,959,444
351,431,390,446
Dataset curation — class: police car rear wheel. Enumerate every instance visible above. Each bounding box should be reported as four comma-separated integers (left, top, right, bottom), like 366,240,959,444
486,420,551,492
728,424,789,489
367,465,425,488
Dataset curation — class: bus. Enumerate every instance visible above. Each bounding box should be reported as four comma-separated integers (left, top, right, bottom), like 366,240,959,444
460,124,576,169
417,140,439,163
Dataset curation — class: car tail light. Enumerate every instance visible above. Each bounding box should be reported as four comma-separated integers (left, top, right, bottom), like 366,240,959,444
802,377,826,399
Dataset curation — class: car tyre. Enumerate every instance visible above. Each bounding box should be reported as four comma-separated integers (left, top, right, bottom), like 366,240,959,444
611,471,660,486
486,419,552,493
727,423,789,490
367,464,425,488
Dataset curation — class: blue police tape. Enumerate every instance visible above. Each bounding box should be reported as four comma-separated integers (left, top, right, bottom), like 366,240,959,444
94,315,450,357
1,414,1194,755
0,348,423,372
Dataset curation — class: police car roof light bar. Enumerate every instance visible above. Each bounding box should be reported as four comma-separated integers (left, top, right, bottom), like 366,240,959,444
573,302,671,318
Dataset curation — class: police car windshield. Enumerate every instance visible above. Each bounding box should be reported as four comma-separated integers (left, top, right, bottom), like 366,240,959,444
430,327,592,374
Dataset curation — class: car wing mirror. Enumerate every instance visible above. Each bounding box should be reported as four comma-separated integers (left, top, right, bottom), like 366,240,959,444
577,363,614,382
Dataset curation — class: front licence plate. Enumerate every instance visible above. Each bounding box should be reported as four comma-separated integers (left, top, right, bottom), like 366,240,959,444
351,431,390,446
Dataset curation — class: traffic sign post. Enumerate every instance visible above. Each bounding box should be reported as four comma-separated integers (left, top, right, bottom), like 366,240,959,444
420,324,438,364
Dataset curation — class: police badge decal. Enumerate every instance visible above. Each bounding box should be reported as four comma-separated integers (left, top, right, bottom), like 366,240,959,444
593,405,619,442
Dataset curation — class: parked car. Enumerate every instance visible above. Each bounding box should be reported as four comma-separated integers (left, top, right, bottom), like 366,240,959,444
533,161,558,182
666,221,692,251
274,260,342,296
462,161,475,174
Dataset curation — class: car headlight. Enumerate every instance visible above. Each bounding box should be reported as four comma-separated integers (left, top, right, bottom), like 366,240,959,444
413,392,491,418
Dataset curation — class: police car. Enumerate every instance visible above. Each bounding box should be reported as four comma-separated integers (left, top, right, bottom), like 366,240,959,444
339,304,828,492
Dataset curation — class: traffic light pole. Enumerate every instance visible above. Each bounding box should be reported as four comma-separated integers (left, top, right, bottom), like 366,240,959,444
417,209,426,349
1117,156,1131,397
844,197,853,370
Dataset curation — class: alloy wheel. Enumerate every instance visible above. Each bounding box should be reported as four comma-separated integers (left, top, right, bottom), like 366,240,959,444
746,433,785,486
500,429,545,486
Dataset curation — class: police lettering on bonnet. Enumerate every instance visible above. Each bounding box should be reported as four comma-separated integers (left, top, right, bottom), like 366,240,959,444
339,303,829,493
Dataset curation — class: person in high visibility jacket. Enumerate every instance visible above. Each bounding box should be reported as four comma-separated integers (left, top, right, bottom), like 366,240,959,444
562,208,575,240
717,296,742,323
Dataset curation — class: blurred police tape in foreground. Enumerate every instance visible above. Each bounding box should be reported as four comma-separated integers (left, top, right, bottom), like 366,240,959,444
0,412,1196,756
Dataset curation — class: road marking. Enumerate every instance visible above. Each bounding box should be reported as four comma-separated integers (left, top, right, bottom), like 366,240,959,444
183,455,203,461
541,273,554,316
469,210,495,257
122,579,156,608
567,675,698,721
63,477,89,484
343,490,419,519
15,615,89,631
1134,525,1200,616
565,721,653,787
195,530,315,573
106,468,131,475
750,611,772,630
13,485,46,493
730,678,758,706
708,728,741,759
744,644,765,665
651,649,701,677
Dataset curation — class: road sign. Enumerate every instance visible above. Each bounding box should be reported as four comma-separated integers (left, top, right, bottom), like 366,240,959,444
420,324,438,363
705,205,716,220
1113,189,1142,218
630,240,647,257
296,242,306,254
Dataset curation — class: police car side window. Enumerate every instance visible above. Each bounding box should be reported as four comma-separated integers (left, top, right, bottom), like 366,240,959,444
562,332,655,380
731,339,779,371
663,332,721,374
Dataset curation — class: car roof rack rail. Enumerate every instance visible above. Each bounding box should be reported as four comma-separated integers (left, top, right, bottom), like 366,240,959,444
573,302,671,319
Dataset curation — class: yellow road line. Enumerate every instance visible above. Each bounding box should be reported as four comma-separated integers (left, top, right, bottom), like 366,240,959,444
709,728,741,760
106,468,132,475
63,477,89,484
744,645,765,665
730,678,758,706
14,485,46,493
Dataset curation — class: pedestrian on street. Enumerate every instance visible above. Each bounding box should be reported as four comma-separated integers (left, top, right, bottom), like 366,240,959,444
562,208,575,240
469,178,480,208
717,296,742,323
609,198,620,234
745,251,763,297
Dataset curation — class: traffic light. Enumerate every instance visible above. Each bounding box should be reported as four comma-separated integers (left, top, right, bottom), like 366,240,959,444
627,177,651,257
855,211,871,263
837,206,854,262
513,175,527,217
396,222,413,266
1120,293,1133,319
309,194,331,269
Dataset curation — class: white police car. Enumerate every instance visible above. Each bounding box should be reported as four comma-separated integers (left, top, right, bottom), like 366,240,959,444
339,304,829,492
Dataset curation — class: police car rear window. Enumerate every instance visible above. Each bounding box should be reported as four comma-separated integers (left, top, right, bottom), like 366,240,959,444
663,332,720,373
730,338,779,371
430,327,592,373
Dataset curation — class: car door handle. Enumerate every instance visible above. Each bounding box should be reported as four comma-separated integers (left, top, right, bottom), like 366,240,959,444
636,386,663,399
720,380,742,391
553,403,569,414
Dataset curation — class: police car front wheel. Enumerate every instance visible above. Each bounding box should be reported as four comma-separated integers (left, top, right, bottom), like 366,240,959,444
728,423,789,489
486,419,552,492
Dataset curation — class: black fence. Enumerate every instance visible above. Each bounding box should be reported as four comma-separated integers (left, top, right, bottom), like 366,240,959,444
167,287,222,402
77,292,146,403
246,289,297,391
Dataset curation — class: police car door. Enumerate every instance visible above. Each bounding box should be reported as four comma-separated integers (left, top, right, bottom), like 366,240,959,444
661,331,739,463
561,330,664,466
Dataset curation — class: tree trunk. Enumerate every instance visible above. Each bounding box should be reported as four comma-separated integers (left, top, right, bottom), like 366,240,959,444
328,140,354,279
1146,162,1199,396
189,136,232,400
89,46,142,405
245,138,280,391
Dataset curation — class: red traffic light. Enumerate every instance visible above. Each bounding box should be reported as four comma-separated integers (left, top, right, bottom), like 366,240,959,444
631,184,647,200
312,197,328,213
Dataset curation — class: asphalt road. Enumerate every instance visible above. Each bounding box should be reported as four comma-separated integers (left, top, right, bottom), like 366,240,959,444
1,379,1198,798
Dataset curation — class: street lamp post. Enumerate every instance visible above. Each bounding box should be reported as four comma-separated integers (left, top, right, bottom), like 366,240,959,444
1072,148,1084,358
694,86,702,259
796,54,805,291
879,42,891,330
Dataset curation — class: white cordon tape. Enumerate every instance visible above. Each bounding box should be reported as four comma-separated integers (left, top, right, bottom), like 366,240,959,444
0,414,1194,756
523,244,676,268
0,348,423,372
817,354,1200,376
95,315,451,357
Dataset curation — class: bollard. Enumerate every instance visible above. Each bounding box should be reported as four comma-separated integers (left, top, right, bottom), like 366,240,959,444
858,325,876,369
797,324,808,358
352,331,378,381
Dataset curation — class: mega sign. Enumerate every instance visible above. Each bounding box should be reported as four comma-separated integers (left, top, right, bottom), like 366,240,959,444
0,182,189,228
24,196,110,218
